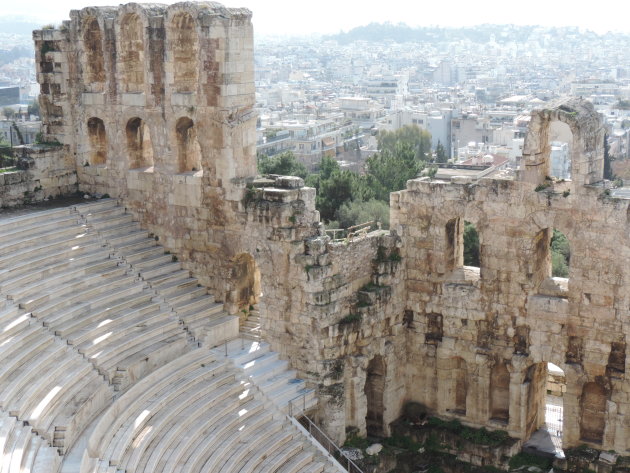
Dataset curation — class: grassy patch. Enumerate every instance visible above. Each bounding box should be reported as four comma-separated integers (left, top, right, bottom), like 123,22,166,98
508,452,553,470
428,417,509,447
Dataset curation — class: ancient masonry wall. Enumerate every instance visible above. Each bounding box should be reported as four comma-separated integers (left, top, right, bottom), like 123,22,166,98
0,146,77,207
392,99,630,452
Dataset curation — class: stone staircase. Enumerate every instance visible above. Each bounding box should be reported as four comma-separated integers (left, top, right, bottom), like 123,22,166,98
0,199,340,473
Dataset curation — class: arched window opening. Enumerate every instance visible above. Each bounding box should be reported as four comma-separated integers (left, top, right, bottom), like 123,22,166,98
83,17,105,89
231,253,262,310
549,121,572,180
170,12,198,93
126,117,153,169
463,220,480,268
119,13,144,93
490,362,510,422
580,382,607,444
87,117,107,165
176,117,201,173
550,229,570,278
365,356,385,436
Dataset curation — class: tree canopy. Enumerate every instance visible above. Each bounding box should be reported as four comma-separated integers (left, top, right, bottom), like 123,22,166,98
257,151,307,178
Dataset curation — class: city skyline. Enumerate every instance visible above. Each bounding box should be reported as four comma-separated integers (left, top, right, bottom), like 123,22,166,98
2,0,630,36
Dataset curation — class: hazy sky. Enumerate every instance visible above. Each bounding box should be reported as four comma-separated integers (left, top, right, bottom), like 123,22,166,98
3,0,630,36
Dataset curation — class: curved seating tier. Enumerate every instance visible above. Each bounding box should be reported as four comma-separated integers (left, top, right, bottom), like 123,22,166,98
0,409,62,473
81,349,335,473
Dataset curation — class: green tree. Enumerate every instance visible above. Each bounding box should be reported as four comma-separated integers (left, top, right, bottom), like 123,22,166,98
317,170,359,222
550,229,570,277
258,151,307,178
463,221,480,267
2,107,15,120
377,124,431,161
333,199,390,230
435,140,447,163
366,142,425,201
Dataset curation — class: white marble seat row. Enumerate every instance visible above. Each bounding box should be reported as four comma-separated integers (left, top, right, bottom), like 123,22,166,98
0,318,114,454
0,409,62,473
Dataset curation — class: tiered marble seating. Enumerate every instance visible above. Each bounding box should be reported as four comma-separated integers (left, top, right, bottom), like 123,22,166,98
217,339,318,414
76,200,239,347
0,300,114,454
0,409,61,473
81,349,335,473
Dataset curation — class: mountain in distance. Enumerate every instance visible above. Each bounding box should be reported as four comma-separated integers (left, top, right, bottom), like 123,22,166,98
324,22,603,45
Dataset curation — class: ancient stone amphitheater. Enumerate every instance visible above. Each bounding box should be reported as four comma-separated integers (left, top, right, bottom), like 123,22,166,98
0,199,340,472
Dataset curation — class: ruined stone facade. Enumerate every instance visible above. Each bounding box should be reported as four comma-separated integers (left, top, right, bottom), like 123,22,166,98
32,1,630,455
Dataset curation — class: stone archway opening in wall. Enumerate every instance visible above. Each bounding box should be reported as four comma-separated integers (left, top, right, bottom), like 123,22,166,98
449,356,468,415
87,117,107,166
126,117,154,169
231,252,262,310
365,355,386,437
176,117,202,173
580,382,607,444
523,363,566,456
548,120,573,181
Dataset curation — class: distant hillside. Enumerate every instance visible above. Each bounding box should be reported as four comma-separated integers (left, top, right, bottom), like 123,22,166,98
325,22,591,44
0,19,42,36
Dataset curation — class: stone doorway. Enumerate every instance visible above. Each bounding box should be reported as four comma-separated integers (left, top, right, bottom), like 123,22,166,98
523,362,565,457
365,355,385,436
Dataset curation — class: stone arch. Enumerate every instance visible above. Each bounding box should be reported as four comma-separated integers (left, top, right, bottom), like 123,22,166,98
126,117,154,169
490,361,510,422
87,117,107,165
82,16,105,89
176,117,202,173
231,253,261,309
365,355,386,436
580,382,607,444
119,12,145,93
522,98,605,187
169,11,198,93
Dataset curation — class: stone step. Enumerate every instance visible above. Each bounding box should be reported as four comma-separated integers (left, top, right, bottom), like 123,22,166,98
105,230,151,248
199,314,239,347
236,425,297,473
86,212,133,229
74,198,119,214
128,252,174,270
122,245,166,264
0,213,80,243
145,269,191,287
23,269,134,313
118,369,239,470
138,261,181,280
39,283,149,329
0,232,101,273
257,436,304,473
113,236,158,255
0,206,74,228
161,285,207,306
94,221,139,239
0,240,107,285
1,250,116,296
0,224,90,257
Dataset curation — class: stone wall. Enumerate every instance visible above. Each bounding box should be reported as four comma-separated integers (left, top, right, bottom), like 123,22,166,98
0,145,77,207
392,98,630,451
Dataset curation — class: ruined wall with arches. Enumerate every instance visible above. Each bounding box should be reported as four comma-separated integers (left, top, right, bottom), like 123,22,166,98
34,2,259,300
392,98,630,452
